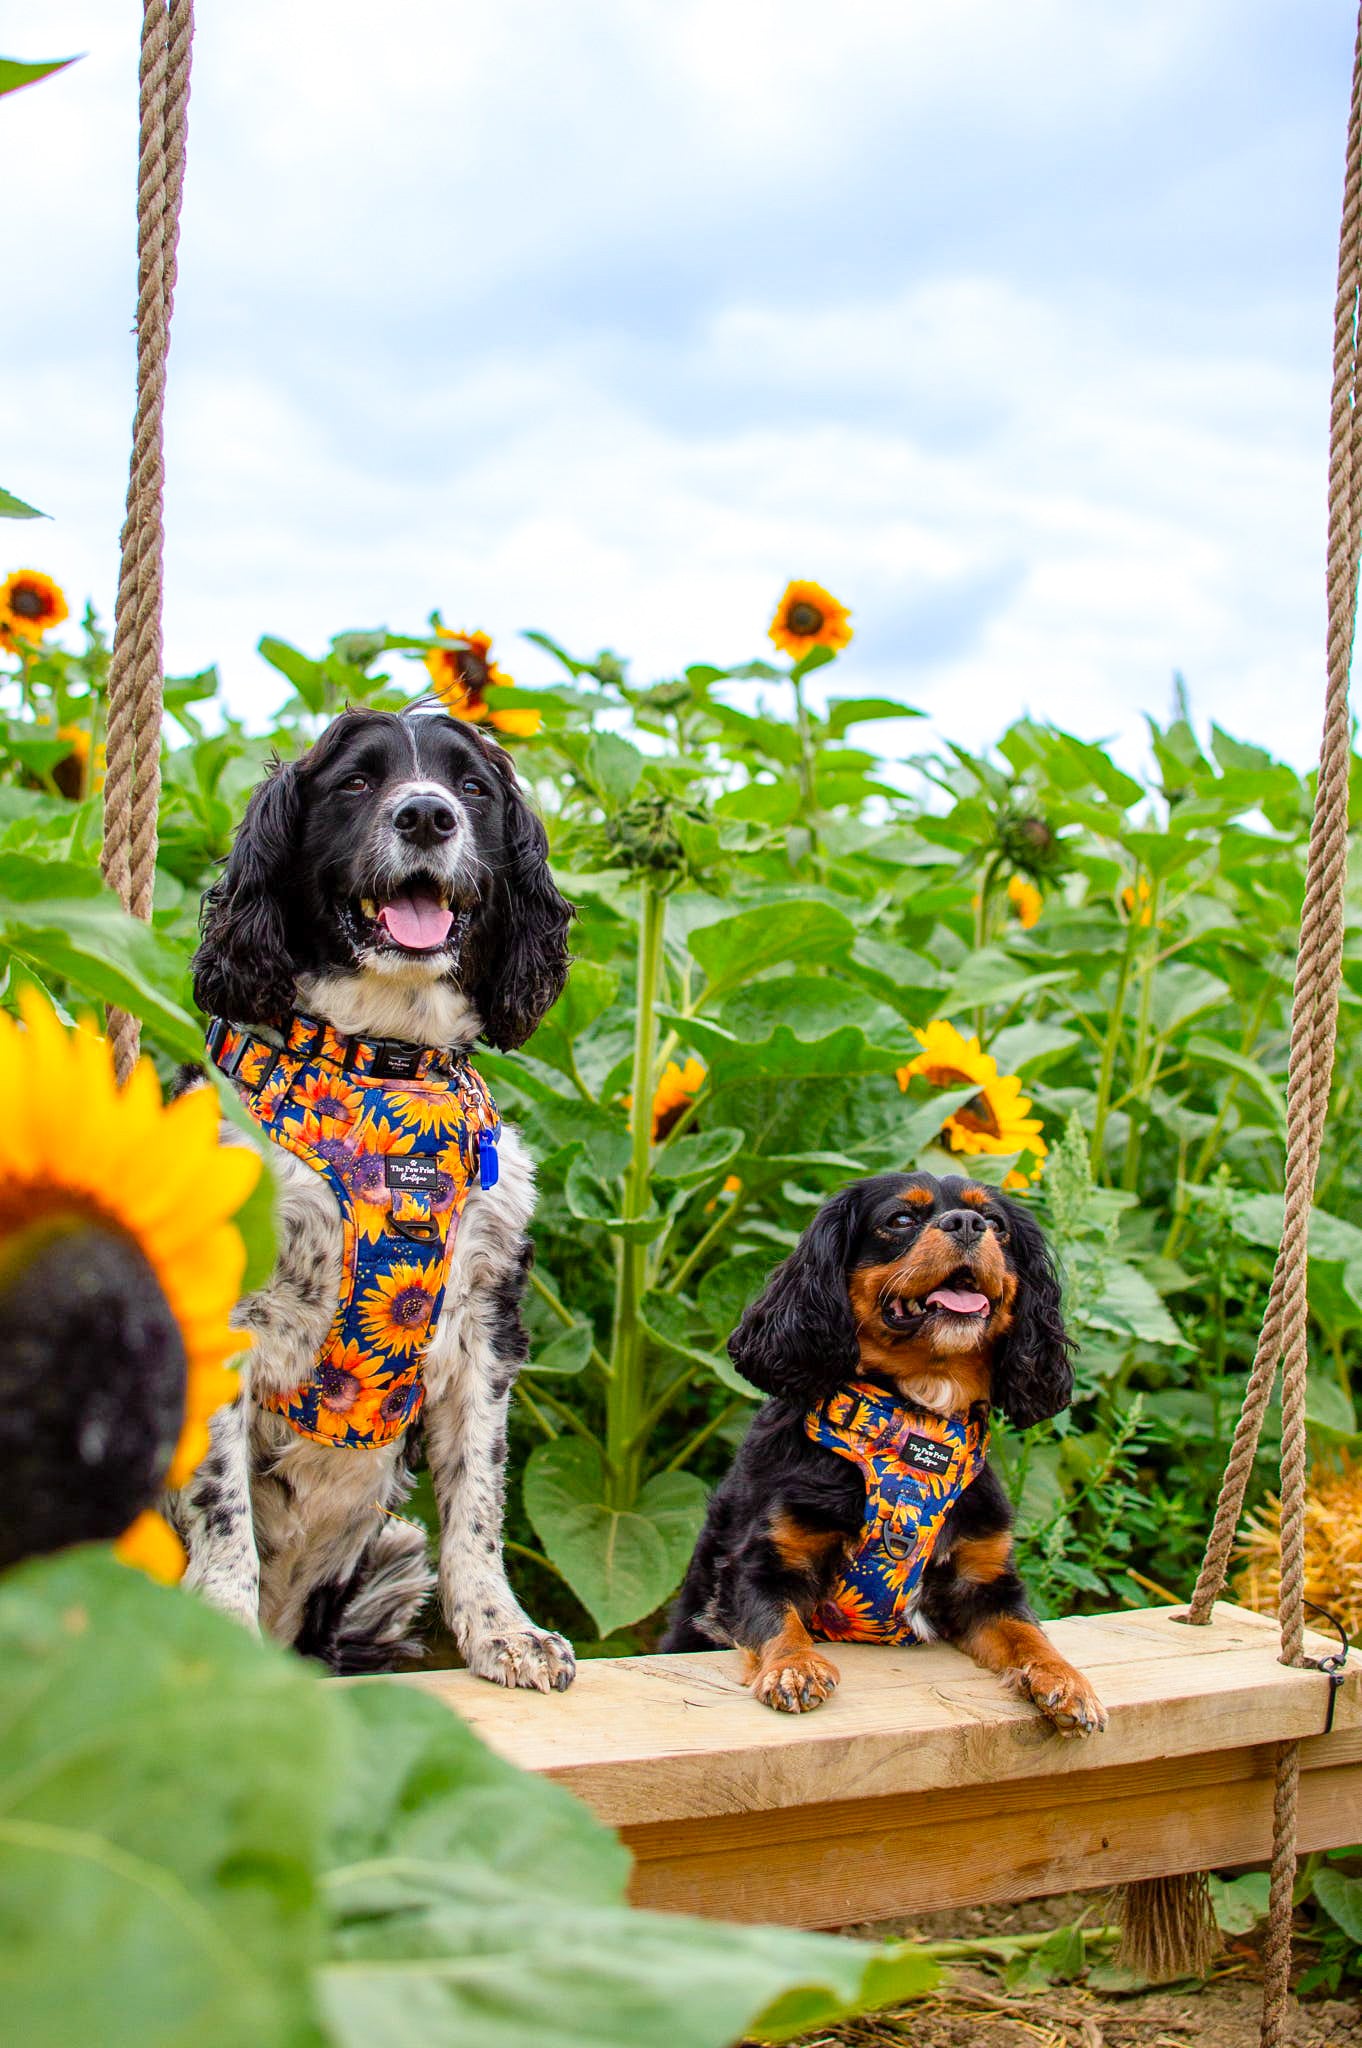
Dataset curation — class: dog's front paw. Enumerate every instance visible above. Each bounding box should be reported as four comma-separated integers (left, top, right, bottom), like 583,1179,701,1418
467,1624,576,1694
752,1648,840,1714
1014,1658,1107,1736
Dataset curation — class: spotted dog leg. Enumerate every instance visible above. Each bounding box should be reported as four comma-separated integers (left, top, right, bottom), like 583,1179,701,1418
423,1227,575,1694
173,1394,260,1630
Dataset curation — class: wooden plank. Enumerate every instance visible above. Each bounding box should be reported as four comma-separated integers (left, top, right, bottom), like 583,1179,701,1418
379,1604,1362,1829
366,1604,1362,1927
617,1732,1362,1927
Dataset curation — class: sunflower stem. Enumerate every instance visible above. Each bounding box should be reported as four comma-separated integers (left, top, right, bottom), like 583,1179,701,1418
606,881,667,1507
1090,887,1142,1180
790,670,825,884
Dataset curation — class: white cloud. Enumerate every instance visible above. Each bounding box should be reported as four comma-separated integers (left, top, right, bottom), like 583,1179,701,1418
8,0,1354,773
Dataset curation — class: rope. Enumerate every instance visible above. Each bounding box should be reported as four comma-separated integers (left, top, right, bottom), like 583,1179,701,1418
1186,10,1362,2042
101,0,194,1082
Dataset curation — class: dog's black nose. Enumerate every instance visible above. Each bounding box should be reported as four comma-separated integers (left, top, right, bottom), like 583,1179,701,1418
936,1208,988,1245
392,793,459,844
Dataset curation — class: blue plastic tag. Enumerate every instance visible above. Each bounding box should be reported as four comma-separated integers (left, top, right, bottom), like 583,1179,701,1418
479,1128,500,1191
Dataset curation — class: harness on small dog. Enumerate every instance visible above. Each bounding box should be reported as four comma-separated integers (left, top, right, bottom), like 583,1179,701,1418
803,1382,989,1644
206,1013,500,1450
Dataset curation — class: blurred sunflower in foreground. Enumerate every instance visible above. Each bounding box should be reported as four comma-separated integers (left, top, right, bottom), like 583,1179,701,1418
424,626,542,737
1234,1459,1362,1640
768,579,853,660
0,569,68,653
0,994,259,1583
897,1020,1047,1190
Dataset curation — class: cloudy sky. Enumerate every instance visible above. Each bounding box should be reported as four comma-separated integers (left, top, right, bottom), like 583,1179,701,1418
9,2,1356,768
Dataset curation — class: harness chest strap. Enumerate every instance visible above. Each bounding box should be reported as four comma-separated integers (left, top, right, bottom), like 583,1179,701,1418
803,1382,990,1645
207,1013,501,1450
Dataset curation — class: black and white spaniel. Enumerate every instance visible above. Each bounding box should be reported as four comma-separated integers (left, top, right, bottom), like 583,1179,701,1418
176,704,575,1687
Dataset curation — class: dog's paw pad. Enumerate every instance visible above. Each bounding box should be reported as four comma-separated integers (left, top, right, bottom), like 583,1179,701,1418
472,1626,576,1694
752,1651,839,1714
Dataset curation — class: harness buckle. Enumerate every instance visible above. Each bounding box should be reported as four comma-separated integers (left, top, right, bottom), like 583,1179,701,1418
365,1038,425,1082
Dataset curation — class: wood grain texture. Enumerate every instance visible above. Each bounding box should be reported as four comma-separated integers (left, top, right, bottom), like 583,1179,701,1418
356,1604,1362,1925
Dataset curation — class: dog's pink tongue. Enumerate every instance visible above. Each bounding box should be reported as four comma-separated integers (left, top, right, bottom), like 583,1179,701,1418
927,1286,990,1315
378,887,454,951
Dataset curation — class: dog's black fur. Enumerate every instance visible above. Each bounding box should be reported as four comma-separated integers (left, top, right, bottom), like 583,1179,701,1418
663,1173,1107,1731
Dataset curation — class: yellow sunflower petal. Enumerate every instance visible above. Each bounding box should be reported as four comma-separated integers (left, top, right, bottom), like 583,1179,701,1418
490,705,542,737
113,1510,187,1585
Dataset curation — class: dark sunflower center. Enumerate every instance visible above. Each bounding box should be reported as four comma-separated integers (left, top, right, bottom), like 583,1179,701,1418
786,601,824,636
11,586,45,620
391,1285,431,1327
455,652,489,697
954,1092,1002,1139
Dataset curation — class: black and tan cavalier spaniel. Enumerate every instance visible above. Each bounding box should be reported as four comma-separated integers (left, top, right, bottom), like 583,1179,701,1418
663,1172,1107,1734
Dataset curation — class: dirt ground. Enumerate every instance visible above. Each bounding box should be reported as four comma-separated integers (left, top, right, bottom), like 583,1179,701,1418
764,1891,1362,2048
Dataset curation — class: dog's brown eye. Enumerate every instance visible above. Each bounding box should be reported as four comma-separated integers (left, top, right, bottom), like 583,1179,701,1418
341,775,370,794
460,776,486,796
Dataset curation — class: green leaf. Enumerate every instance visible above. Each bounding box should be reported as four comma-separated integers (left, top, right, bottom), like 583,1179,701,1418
1083,1260,1186,1349
1185,1035,1287,1142
688,900,856,991
942,947,1073,1011
1314,1867,1362,1943
638,1290,756,1399
523,1441,707,1634
526,1321,594,1376
564,1155,666,1241
826,696,922,737
0,854,201,1062
1208,1871,1271,1935
790,643,837,683
527,961,621,1076
0,1551,328,2048
667,1013,904,1086
697,1251,774,1337
0,485,45,520
586,733,644,808
0,55,79,96
257,635,327,713
652,1126,744,1185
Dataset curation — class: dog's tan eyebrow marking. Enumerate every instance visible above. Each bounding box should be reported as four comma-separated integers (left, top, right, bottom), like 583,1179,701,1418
903,1187,934,1206
960,1187,991,1210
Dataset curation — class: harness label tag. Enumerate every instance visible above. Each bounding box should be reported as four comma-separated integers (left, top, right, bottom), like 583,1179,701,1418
385,1155,441,1191
371,1043,422,1080
899,1433,955,1477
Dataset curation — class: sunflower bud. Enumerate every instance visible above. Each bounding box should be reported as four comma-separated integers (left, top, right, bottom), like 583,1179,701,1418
995,808,1065,881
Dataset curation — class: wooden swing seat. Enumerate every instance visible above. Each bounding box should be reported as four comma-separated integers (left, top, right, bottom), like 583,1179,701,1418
378,1602,1362,1929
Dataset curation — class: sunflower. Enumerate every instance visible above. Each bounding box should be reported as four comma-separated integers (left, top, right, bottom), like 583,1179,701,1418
1122,876,1153,926
0,569,68,652
650,1056,705,1141
897,1019,1048,1176
423,627,541,737
1233,1458,1362,1640
1007,874,1043,930
768,580,853,660
0,992,259,1578
358,1261,438,1356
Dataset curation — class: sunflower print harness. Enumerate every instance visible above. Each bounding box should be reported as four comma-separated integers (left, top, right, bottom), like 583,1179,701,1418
207,1013,500,1449
803,1382,989,1644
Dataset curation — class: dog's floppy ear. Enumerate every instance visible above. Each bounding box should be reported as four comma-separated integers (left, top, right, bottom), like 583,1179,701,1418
470,744,574,1051
728,1187,864,1404
191,756,303,1023
991,1193,1075,1428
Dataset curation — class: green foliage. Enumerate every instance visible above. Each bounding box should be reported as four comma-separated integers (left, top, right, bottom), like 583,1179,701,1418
0,1549,937,2045
4,587,1361,1649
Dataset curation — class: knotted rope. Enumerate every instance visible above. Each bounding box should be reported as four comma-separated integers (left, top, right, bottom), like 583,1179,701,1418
101,0,194,1082
1180,9,1362,2040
